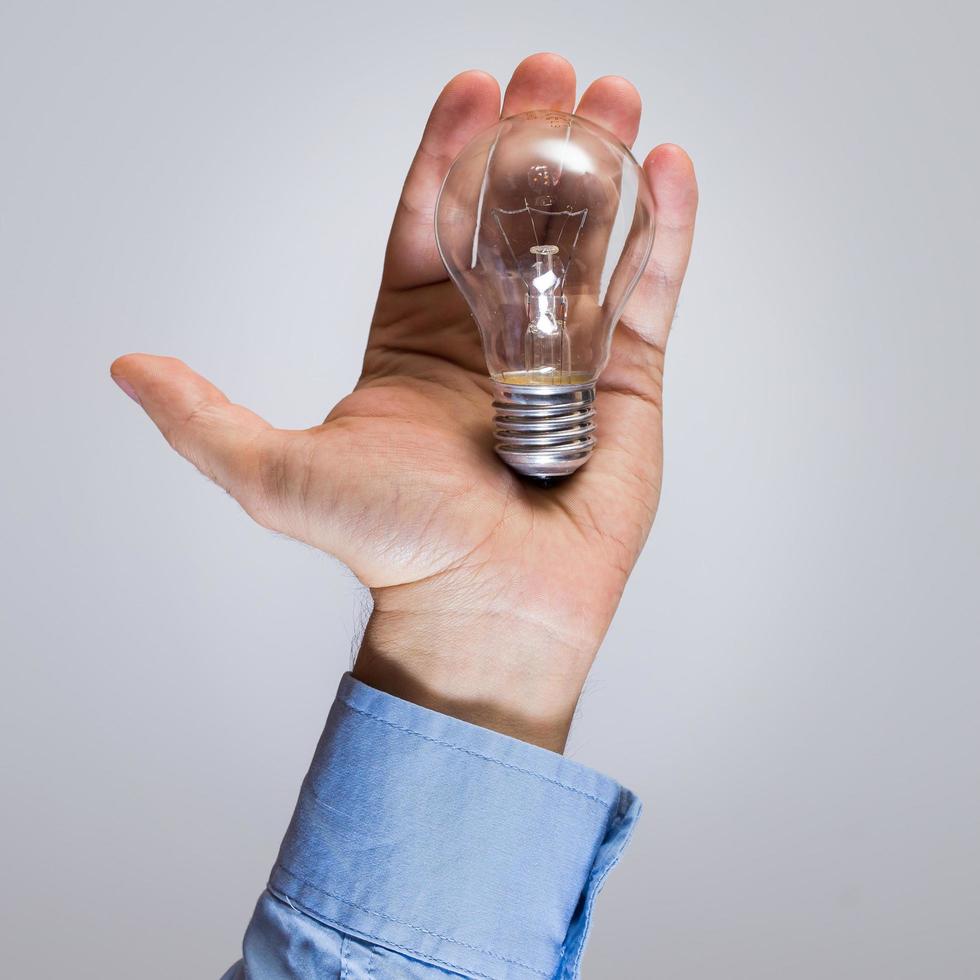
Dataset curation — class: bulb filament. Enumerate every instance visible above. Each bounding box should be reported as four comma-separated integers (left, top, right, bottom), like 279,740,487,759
489,203,588,386
525,244,570,383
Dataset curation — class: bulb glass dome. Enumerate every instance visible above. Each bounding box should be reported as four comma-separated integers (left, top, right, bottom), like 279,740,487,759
435,110,655,478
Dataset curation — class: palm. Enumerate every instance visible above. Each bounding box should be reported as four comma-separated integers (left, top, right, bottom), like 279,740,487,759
112,54,696,675
308,270,662,653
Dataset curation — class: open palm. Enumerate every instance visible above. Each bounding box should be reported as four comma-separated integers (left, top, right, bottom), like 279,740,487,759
112,54,698,748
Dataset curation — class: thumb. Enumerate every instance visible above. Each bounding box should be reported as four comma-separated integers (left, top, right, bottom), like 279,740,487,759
110,353,288,529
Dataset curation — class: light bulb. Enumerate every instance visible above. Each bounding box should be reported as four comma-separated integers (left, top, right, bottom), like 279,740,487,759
435,109,655,479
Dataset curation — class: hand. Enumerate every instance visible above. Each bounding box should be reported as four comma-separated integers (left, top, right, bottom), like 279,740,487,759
111,54,698,752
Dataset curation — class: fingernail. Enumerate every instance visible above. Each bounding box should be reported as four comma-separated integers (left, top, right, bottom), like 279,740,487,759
113,376,141,405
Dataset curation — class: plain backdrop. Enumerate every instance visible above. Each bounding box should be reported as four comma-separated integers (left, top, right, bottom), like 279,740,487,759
2,1,978,977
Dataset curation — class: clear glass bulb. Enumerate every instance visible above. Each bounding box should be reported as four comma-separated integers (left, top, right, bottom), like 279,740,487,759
435,109,655,479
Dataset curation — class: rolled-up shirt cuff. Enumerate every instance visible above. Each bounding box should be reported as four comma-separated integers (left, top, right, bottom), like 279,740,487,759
269,673,640,980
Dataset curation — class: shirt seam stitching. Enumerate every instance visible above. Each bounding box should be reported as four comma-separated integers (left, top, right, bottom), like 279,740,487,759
337,696,611,808
274,863,551,977
568,793,636,976
269,881,548,980
340,934,352,980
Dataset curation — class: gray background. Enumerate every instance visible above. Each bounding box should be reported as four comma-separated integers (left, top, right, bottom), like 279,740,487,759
1,1,978,977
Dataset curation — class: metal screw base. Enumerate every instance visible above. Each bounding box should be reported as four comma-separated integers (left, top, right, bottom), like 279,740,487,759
492,380,597,480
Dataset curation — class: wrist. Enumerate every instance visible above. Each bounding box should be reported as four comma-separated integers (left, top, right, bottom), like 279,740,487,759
353,605,596,753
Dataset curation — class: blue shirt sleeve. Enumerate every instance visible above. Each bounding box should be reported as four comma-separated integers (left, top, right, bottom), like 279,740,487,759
223,673,640,980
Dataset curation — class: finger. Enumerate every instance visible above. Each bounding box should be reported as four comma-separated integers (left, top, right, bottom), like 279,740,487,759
382,70,501,292
575,75,642,147
620,143,699,351
500,52,576,118
110,353,291,528
585,146,697,497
